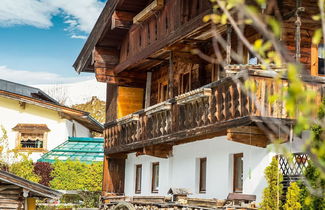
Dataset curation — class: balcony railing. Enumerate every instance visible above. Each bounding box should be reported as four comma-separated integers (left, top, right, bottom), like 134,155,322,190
104,70,325,154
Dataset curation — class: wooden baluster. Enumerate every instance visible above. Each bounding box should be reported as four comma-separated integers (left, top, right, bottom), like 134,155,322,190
209,90,216,123
233,83,240,118
215,87,220,122
223,84,229,120
203,97,209,125
229,83,235,119
191,101,196,128
106,128,111,148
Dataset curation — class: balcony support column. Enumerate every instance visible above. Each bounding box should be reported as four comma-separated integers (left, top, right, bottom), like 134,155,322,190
145,71,152,108
226,24,232,65
168,51,174,98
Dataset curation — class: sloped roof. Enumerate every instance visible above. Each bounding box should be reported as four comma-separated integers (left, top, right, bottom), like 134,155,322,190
38,137,104,164
0,170,62,199
0,79,59,104
0,79,104,133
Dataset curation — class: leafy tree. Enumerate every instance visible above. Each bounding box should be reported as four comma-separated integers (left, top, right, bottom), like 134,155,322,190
299,163,325,210
34,162,53,186
9,154,41,183
283,182,301,210
50,160,103,191
260,157,283,210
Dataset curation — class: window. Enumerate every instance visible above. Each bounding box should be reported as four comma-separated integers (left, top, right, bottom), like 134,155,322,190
12,124,50,151
135,164,142,194
233,153,243,193
180,72,191,94
158,81,168,102
247,51,258,65
151,162,159,193
199,158,207,193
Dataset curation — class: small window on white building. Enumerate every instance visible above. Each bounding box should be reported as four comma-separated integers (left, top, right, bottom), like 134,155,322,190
233,153,243,193
135,164,142,194
199,157,207,193
151,162,159,193
12,124,50,151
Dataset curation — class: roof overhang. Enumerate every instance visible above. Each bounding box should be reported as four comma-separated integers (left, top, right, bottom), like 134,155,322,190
0,170,62,199
0,90,103,133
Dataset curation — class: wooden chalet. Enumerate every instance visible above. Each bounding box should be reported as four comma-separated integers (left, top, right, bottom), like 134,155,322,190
0,170,61,210
74,0,325,209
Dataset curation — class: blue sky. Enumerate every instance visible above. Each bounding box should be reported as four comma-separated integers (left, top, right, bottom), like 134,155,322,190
0,0,106,85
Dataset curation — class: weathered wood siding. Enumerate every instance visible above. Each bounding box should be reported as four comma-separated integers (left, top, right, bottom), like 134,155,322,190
0,182,24,210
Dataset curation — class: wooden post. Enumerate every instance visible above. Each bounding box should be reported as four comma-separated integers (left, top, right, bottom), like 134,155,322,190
226,24,232,65
102,156,126,195
106,84,118,122
295,14,301,62
295,0,303,62
168,51,174,98
145,72,152,108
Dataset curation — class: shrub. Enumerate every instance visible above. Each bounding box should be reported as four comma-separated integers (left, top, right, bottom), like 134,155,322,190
9,154,40,183
34,162,53,186
299,162,325,210
283,182,301,210
259,157,283,210
50,160,103,191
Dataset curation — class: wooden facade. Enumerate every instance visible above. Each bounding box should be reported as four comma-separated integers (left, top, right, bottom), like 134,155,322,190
74,0,325,205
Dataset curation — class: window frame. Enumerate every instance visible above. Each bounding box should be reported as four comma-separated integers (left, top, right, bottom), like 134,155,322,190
135,164,142,194
13,124,49,152
311,43,325,76
233,153,244,193
199,157,207,193
158,80,168,103
179,71,192,95
151,162,159,193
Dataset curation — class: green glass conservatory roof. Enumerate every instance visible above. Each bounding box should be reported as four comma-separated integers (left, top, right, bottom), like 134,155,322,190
38,137,104,164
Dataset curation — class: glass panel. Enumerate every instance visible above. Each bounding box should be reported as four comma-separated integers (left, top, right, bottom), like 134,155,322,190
199,158,207,193
135,165,142,193
152,163,159,192
234,153,243,193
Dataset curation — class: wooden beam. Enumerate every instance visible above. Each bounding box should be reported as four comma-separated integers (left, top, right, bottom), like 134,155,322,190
136,145,173,158
92,47,119,68
226,126,269,148
95,67,146,87
133,0,164,24
111,11,134,30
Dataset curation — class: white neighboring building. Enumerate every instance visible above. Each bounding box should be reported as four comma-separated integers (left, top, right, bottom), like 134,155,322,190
0,79,103,162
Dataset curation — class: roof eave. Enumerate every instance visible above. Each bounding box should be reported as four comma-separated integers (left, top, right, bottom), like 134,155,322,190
73,0,121,73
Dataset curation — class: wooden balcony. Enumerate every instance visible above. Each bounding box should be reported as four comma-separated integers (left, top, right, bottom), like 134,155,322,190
104,70,325,155
114,0,212,73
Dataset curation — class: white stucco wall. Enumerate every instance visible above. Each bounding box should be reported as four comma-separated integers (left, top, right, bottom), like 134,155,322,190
0,96,91,162
124,135,305,203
